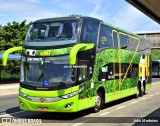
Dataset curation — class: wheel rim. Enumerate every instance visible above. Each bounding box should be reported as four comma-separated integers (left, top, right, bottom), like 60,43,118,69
136,88,139,96
141,84,145,95
95,94,101,111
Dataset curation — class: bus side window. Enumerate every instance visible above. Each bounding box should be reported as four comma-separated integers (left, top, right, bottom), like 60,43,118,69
127,37,139,51
114,63,119,79
119,34,129,48
113,32,118,48
98,63,114,81
98,65,108,81
108,63,114,80
98,24,113,48
121,63,127,79
131,64,138,78
127,65,132,78
81,19,99,44
78,61,88,82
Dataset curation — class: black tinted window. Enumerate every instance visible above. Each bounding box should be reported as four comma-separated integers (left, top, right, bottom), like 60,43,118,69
81,19,99,44
119,33,129,47
113,32,118,48
98,24,113,48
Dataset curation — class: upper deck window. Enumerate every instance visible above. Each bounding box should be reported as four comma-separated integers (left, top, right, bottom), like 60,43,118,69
25,20,80,43
98,24,113,48
81,19,100,44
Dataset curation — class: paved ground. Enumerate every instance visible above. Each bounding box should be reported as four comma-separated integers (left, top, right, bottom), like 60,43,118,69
0,78,160,126
0,83,19,96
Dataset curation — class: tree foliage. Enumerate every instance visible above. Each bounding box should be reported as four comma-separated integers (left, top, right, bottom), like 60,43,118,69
0,20,31,50
152,49,160,60
0,20,31,77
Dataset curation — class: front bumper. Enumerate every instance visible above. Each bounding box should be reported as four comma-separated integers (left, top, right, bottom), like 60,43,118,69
19,95,79,112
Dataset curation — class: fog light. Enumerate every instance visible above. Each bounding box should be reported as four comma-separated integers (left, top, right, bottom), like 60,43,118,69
65,103,73,108
20,102,24,106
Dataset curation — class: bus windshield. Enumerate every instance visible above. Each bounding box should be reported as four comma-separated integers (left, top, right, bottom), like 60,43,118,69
25,20,79,44
22,56,75,88
152,63,159,72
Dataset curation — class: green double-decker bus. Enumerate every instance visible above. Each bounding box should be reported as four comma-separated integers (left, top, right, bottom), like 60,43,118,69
2,16,151,112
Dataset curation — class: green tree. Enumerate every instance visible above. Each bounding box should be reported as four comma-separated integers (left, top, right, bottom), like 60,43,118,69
1,20,31,50
0,20,31,81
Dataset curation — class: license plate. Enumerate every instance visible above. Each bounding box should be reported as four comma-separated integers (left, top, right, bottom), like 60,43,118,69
38,107,48,111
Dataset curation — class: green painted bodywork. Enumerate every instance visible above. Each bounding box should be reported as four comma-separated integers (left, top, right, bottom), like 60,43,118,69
78,49,142,100
1,16,151,113
2,46,22,66
69,43,94,65
19,94,79,112
146,83,151,91
19,46,151,112
22,44,94,64
19,85,79,97
22,47,72,56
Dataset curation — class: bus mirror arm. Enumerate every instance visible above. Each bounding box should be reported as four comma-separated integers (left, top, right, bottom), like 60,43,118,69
2,46,22,66
69,44,95,65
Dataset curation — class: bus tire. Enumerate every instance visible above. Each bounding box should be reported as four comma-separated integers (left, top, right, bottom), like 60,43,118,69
142,81,146,95
136,81,141,98
93,91,103,113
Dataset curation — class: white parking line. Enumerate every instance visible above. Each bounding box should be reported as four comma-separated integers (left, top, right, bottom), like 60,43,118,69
141,97,147,100
72,118,94,126
0,85,19,89
100,111,110,116
131,101,138,104
72,123,83,126
72,91,159,126
115,106,126,110
0,111,25,117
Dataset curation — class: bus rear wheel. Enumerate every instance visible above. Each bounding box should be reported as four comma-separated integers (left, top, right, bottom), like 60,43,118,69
136,82,141,98
136,81,145,98
93,91,103,113
141,81,146,95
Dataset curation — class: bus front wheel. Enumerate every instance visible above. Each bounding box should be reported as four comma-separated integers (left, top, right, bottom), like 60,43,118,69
93,91,103,112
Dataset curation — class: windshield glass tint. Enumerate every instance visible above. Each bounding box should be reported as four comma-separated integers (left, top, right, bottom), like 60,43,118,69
23,57,75,87
24,58,43,85
25,21,79,42
152,63,159,72
44,59,74,84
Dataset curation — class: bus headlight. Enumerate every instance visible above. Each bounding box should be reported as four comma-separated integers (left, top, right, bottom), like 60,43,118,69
19,92,27,97
19,87,84,102
61,87,84,99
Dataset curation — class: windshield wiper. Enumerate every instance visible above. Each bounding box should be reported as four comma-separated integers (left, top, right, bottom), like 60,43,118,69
37,73,43,82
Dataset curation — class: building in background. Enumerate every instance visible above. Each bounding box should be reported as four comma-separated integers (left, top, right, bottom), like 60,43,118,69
137,31,160,48
136,31,160,60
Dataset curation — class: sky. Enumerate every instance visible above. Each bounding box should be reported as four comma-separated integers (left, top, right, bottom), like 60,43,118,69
0,0,159,32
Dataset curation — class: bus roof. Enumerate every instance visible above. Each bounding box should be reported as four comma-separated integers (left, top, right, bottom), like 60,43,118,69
102,21,145,40
152,60,160,62
33,16,101,23
33,16,145,40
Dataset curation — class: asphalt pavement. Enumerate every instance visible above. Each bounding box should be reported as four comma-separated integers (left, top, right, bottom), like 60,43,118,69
0,78,160,126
